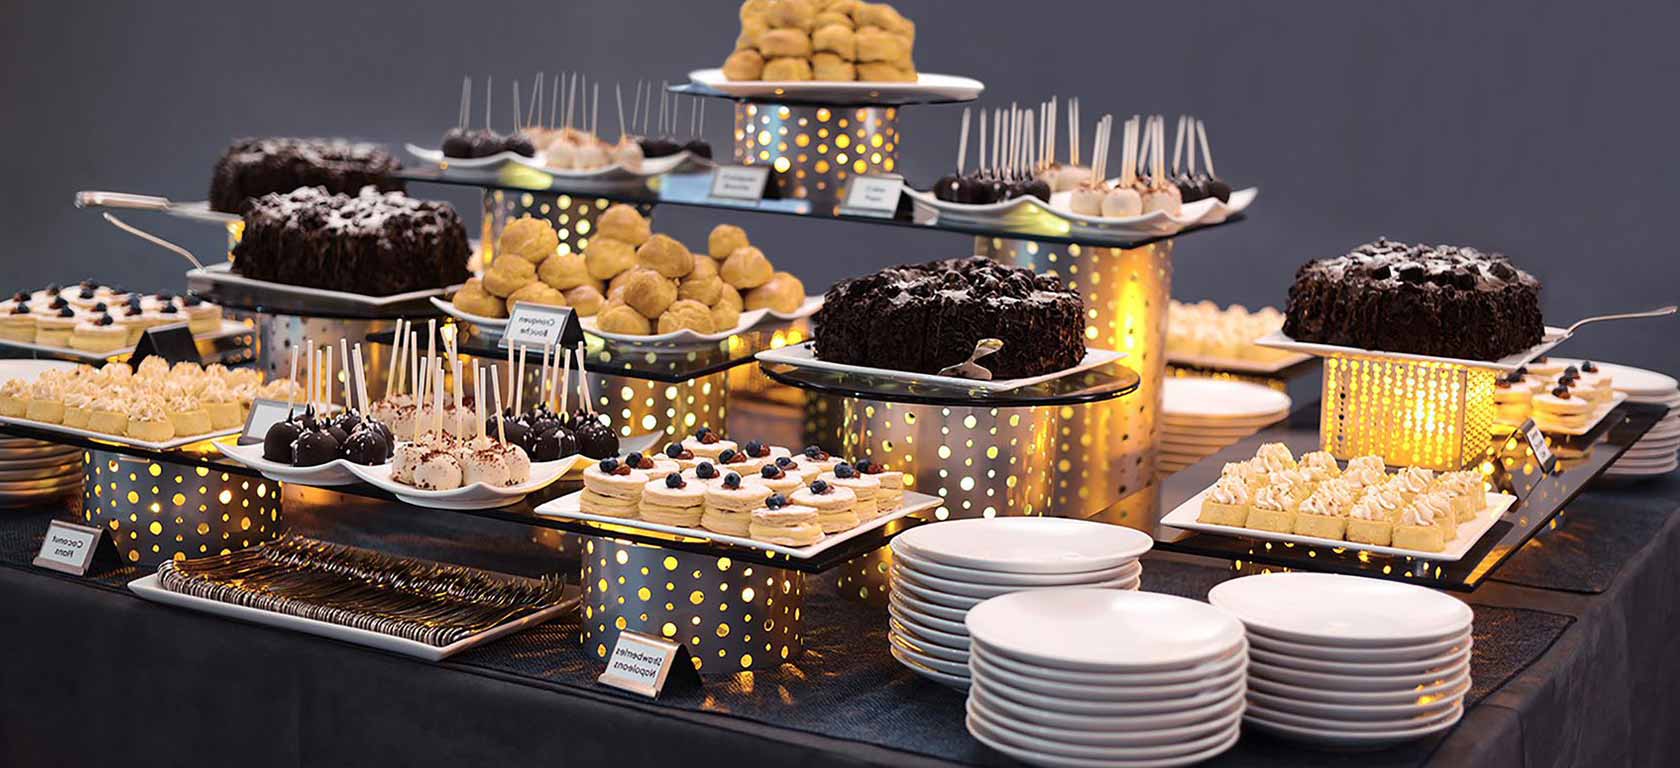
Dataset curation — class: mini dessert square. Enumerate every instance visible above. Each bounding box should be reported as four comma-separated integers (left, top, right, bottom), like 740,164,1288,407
581,458,649,519
701,471,772,536
748,495,824,547
682,427,737,460
1244,482,1297,533
1197,476,1250,527
790,478,860,533
640,472,706,527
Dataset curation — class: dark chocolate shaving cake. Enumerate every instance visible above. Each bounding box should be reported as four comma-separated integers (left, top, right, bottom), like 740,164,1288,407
231,188,470,296
1282,238,1543,361
814,256,1087,379
210,137,404,213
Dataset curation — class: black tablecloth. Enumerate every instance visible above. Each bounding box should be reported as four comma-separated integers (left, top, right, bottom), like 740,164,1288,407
4,475,1680,767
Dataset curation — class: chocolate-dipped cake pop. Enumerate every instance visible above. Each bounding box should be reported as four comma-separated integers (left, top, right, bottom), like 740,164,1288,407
573,416,618,459
292,424,340,467
532,423,577,462
262,414,302,463
1195,119,1231,203
441,128,472,158
342,424,389,465
682,139,712,159
502,131,537,157
485,410,533,453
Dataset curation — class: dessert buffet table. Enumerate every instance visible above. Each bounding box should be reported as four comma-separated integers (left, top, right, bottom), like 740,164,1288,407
4,472,1678,767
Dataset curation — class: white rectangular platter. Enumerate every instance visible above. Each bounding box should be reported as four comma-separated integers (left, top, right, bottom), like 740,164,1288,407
1162,488,1518,562
755,341,1125,392
1254,327,1569,372
535,489,941,559
0,413,238,452
129,573,578,662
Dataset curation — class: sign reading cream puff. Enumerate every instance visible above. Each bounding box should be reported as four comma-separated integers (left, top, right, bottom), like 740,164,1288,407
709,165,770,203
500,302,583,351
598,630,701,697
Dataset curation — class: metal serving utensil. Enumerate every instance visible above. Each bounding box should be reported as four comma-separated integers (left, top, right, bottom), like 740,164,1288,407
1556,305,1677,338
937,338,1004,381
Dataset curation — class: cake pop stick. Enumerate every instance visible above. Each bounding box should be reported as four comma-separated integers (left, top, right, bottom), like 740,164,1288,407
513,345,527,416
352,344,369,413
696,96,705,137
490,366,506,444
305,342,316,411
410,348,428,441
615,84,628,141
549,72,561,130
458,77,470,132
977,108,987,176
641,80,653,135
324,343,334,411
432,361,445,435
408,331,419,399
558,344,570,416
528,73,542,130
1070,98,1080,167
575,342,590,414
284,345,299,414
1184,116,1198,178
1197,120,1218,179
956,108,970,175
474,368,486,439
339,338,352,409
453,357,464,438
1171,115,1187,176
484,75,492,131
384,319,404,398
425,319,437,394
539,343,551,409
659,82,669,136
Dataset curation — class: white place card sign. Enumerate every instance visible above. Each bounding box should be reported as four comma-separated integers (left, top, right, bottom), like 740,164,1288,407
709,165,771,202
240,398,296,445
33,520,118,576
839,174,904,217
598,630,701,697
1519,418,1557,473
499,302,583,351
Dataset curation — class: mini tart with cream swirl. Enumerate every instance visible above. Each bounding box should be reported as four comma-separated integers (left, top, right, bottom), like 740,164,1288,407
1197,475,1251,527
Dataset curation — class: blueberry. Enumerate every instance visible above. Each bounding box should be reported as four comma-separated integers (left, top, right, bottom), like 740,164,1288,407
598,458,619,473
723,472,741,489
766,494,787,510
664,443,684,459
1563,366,1579,377
1581,361,1598,373
834,462,855,478
810,479,830,494
760,464,781,479
853,459,873,473
1552,386,1571,399
696,462,718,479
719,449,739,462
744,439,765,456
665,472,685,489
775,456,796,469
626,452,644,467
803,445,825,459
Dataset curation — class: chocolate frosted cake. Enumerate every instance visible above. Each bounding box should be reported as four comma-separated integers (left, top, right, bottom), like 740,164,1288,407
210,137,403,213
814,256,1087,379
1283,238,1543,361
232,188,470,296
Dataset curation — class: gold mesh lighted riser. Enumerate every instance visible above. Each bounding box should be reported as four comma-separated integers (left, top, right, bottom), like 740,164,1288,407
829,401,1054,604
83,450,281,567
975,239,1173,519
594,372,729,443
1321,356,1497,470
227,310,404,406
735,103,899,210
581,538,804,674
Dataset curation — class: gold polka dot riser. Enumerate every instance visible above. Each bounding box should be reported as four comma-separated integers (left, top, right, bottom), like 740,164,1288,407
481,191,654,266
232,312,398,402
83,450,280,567
581,538,804,673
1322,355,1496,471
595,372,729,442
735,103,899,211
977,239,1174,519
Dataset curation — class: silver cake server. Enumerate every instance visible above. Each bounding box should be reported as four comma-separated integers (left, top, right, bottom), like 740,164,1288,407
937,338,1004,381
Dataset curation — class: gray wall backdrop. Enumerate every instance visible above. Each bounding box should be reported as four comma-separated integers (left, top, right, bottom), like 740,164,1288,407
3,1,1675,373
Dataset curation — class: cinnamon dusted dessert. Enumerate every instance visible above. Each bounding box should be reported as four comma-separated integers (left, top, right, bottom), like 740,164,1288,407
209,137,404,213
813,256,1086,379
1282,239,1543,361
232,188,470,296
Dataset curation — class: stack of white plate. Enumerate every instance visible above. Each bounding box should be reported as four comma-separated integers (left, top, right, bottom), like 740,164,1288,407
963,589,1248,767
886,518,1153,689
1558,360,1680,479
1160,377,1292,474
1208,572,1473,748
0,436,83,506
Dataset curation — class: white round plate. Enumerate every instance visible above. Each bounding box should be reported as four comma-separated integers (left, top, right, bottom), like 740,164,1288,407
1244,697,1463,732
0,462,81,481
1208,572,1472,646
968,706,1240,763
888,605,969,647
1248,666,1470,705
1162,377,1293,419
1162,411,1289,428
1247,626,1471,662
970,693,1244,749
970,652,1246,702
1249,657,1469,692
215,440,361,486
889,644,969,689
1161,422,1263,438
893,548,1139,586
893,560,1139,598
1608,454,1680,469
892,517,1153,575
403,143,546,170
1602,462,1677,478
1248,641,1471,676
888,627,967,663
970,679,1245,734
344,450,581,510
973,637,1243,687
891,639,969,677
1162,432,1247,449
893,571,1135,610
1550,359,1678,397
1243,704,1463,746
1246,678,1470,721
967,714,1239,768
688,68,984,105
978,669,1247,718
966,589,1245,672
889,588,968,623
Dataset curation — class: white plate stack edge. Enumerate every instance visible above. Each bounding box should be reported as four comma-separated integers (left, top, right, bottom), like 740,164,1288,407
963,589,1248,767
885,517,1153,689
1208,572,1473,748
1159,378,1292,475
0,360,84,506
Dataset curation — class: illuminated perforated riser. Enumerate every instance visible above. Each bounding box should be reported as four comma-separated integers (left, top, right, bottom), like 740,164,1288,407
594,371,729,443
227,311,402,400
976,239,1174,519
1321,356,1497,470
581,538,804,673
480,191,656,266
83,450,281,567
735,103,900,210
831,400,1057,603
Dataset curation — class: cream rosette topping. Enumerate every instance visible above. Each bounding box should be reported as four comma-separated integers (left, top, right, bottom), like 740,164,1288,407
1342,455,1388,487
1302,478,1356,516
1254,443,1297,472
1440,470,1482,496
1356,484,1406,518
1252,482,1295,512
1390,466,1435,496
28,377,62,400
1219,460,1265,487
1298,451,1342,482
1401,491,1455,526
1208,475,1251,505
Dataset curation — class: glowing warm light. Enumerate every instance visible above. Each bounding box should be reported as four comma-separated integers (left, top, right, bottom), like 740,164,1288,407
1321,355,1496,470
